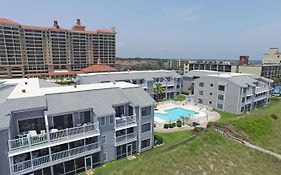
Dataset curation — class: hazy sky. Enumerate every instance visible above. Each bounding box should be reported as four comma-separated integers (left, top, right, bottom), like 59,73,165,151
1,0,281,60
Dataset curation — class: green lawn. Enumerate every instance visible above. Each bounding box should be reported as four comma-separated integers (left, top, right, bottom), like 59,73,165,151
172,94,186,101
217,97,281,154
94,131,281,175
93,130,192,175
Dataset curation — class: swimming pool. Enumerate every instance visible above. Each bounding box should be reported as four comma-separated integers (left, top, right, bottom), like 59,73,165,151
155,107,198,122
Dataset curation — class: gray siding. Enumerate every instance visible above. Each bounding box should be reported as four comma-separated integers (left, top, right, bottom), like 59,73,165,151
0,130,10,175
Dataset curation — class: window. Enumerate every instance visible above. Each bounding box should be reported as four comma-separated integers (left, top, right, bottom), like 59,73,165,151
101,135,106,144
218,85,225,91
141,106,151,116
199,90,204,95
210,92,213,96
141,123,151,133
242,97,245,102
198,98,203,104
109,115,114,124
141,139,150,149
79,111,91,124
210,84,213,87
199,82,204,87
103,152,107,162
209,101,212,104
218,94,224,100
241,107,244,112
100,117,105,126
217,103,223,109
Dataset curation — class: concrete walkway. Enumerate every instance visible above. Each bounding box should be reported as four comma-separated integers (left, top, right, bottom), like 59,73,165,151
216,129,281,161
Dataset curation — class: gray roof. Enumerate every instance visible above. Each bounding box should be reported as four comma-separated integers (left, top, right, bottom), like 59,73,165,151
184,70,224,78
38,79,60,88
0,96,46,130
45,88,130,116
76,70,181,84
227,76,257,87
122,87,155,107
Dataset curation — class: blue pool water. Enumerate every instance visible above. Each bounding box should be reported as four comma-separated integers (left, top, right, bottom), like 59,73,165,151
155,107,198,122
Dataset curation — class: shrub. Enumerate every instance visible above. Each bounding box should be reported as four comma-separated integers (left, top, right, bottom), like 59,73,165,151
172,123,176,127
194,127,204,133
154,134,164,145
169,123,174,128
176,120,182,127
164,124,169,129
271,114,278,120
207,122,215,128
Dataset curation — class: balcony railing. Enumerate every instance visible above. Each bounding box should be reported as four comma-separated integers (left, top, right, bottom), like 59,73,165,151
8,122,99,151
115,132,137,145
115,115,136,129
10,142,100,174
49,122,99,141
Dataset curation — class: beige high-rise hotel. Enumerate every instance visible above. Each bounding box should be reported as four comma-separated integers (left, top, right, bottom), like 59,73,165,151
0,18,116,78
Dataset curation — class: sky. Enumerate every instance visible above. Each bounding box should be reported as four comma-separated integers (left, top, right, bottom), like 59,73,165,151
1,0,281,60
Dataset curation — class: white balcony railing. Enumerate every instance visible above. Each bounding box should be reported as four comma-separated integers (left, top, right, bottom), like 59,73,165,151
10,142,100,174
50,122,99,141
115,132,137,145
8,133,48,151
115,115,136,129
8,122,99,151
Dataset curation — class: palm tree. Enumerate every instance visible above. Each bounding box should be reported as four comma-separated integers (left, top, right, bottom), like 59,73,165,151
180,116,186,125
153,83,165,101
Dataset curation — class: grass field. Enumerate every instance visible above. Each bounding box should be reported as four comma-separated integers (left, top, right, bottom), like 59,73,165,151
218,97,281,154
94,131,281,175
87,98,281,175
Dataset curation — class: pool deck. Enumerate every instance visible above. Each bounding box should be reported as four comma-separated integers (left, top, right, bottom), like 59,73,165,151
154,100,220,132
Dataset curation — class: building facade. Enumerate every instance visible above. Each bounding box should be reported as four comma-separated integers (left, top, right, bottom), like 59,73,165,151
0,18,116,79
192,71,272,114
183,60,232,74
262,48,281,64
75,70,183,100
0,78,154,175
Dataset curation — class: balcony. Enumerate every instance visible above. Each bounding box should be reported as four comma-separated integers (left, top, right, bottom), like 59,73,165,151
115,115,136,130
10,142,100,174
115,133,137,146
8,122,100,152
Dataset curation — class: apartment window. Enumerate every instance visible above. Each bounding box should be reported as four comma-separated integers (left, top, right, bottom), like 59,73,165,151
103,152,107,162
199,82,204,87
210,92,213,96
141,123,151,133
210,84,213,87
141,106,151,116
241,107,244,112
218,94,224,100
199,90,204,95
217,103,223,109
100,117,105,126
218,85,225,91
209,101,212,104
242,97,245,103
198,98,203,104
109,115,114,124
141,139,151,149
101,135,106,144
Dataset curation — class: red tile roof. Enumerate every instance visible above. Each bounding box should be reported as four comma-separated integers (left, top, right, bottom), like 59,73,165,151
0,18,19,25
81,65,118,73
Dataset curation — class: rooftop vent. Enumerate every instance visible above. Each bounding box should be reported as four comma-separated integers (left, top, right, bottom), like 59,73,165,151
53,20,59,29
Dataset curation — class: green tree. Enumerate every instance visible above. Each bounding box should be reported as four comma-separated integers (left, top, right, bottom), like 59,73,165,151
180,116,186,125
153,83,165,101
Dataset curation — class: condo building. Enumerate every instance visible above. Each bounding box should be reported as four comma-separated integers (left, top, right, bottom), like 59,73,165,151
188,70,272,114
0,18,116,79
183,60,232,74
0,78,154,175
75,70,183,100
